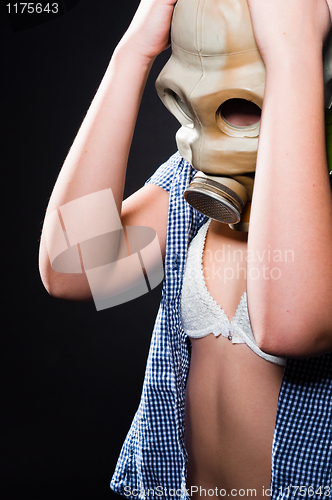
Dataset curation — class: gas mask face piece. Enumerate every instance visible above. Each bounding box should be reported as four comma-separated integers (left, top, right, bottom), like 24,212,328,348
156,0,265,230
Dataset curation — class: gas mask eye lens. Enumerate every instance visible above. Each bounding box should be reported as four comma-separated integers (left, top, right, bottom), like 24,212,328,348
217,98,261,128
164,89,194,126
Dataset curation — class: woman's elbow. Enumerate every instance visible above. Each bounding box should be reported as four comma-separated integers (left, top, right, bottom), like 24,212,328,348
39,236,93,301
39,263,93,302
253,312,332,358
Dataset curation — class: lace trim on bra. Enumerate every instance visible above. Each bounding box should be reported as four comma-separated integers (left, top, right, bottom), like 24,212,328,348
180,220,286,366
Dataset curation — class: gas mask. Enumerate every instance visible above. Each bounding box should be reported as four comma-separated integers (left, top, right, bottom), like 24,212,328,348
156,0,332,231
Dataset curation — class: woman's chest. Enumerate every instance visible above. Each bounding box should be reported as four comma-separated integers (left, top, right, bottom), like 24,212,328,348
202,220,248,321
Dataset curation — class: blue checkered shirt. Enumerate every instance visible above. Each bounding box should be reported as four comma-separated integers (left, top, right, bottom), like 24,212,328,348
110,152,332,499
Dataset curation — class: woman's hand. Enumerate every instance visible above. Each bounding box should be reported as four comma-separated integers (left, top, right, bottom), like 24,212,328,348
120,0,178,61
247,0,332,68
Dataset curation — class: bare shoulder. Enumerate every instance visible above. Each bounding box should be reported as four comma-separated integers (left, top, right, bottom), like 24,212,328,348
121,183,170,258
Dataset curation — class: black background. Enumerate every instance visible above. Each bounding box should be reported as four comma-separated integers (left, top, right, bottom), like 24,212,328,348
1,1,179,498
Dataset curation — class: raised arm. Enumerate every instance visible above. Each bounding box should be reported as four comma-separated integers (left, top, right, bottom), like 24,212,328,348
39,0,177,301
246,0,332,357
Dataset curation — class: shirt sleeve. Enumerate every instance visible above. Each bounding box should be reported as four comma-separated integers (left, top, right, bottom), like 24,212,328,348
145,152,183,194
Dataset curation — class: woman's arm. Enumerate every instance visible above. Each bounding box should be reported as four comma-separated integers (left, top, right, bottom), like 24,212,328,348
39,0,177,301
246,0,332,357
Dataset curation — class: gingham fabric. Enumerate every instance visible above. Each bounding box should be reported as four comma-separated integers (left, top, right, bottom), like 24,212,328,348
272,355,332,499
110,152,332,499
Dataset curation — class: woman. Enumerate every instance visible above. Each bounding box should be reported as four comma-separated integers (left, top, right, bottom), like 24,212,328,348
39,0,332,498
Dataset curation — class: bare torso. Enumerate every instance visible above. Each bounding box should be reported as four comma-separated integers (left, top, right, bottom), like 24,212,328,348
185,220,285,499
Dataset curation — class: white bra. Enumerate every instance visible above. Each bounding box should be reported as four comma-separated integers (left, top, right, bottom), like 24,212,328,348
180,220,286,367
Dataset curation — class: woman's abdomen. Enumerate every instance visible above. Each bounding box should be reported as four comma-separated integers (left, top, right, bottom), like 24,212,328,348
185,334,284,499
